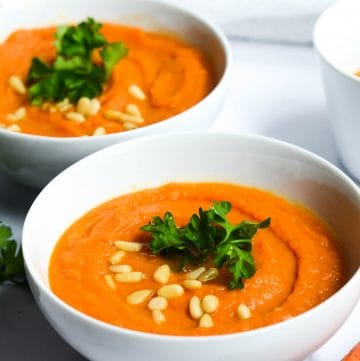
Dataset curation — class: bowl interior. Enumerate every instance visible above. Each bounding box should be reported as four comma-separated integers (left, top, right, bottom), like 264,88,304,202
0,0,226,82
23,133,360,291
314,0,360,77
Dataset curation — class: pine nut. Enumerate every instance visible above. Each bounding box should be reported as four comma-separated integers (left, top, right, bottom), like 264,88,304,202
125,103,141,117
115,272,144,283
126,289,153,305
157,284,184,299
103,109,122,120
123,122,138,130
65,111,85,123
152,309,166,325
56,98,72,112
8,75,27,95
104,274,116,290
16,107,26,119
7,124,21,132
147,296,168,311
114,240,143,252
6,107,26,122
197,267,219,283
76,97,91,115
199,313,214,328
109,264,132,273
92,126,106,136
6,114,17,122
153,264,171,284
183,279,202,290
202,295,219,314
237,304,252,320
128,84,146,100
186,267,206,280
88,98,100,116
108,250,126,264
104,110,143,124
189,296,203,320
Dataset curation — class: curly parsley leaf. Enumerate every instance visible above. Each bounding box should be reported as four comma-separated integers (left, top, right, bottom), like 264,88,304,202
101,42,128,80
0,222,25,284
26,17,128,105
141,201,270,289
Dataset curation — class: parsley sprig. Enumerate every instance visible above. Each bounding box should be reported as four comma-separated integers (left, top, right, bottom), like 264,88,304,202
0,222,25,284
141,201,270,289
26,17,128,105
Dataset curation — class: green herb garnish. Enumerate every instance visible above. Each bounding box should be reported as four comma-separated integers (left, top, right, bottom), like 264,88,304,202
0,222,25,284
26,17,128,105
141,201,270,289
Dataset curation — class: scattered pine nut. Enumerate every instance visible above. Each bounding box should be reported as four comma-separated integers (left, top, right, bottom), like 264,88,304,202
88,98,100,116
114,241,143,252
123,122,138,130
126,289,153,305
8,75,27,95
76,97,100,117
108,250,126,265
6,107,26,122
237,304,252,320
103,109,122,120
199,313,214,328
56,98,72,112
65,111,85,123
153,264,171,284
77,97,92,116
189,296,203,320
147,296,168,311
152,309,166,325
115,272,144,283
92,126,106,136
157,284,184,299
128,84,146,100
108,264,132,273
197,267,219,283
7,124,21,132
125,103,141,117
104,274,116,290
6,114,17,122
186,267,206,280
104,110,143,124
201,295,219,314
183,279,202,290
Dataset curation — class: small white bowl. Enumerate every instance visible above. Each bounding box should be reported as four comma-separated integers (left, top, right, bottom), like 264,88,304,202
0,0,231,188
314,0,360,181
22,132,360,361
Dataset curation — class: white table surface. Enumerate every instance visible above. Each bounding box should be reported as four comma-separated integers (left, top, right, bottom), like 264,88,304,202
0,38,359,361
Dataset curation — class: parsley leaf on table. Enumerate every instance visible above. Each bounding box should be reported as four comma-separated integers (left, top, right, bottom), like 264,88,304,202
141,201,270,289
0,222,25,284
26,17,128,105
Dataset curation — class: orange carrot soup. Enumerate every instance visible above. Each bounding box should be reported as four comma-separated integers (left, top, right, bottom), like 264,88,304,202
49,183,345,336
0,19,214,137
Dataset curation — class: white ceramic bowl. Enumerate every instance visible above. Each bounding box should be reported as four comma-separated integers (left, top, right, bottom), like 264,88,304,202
22,132,360,361
314,0,360,181
0,0,230,188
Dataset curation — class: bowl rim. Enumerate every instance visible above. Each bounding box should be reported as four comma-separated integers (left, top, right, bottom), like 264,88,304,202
22,131,360,341
313,0,360,84
0,0,232,142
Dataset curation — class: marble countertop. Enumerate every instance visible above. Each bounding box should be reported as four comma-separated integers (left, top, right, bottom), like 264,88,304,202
0,38,359,360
